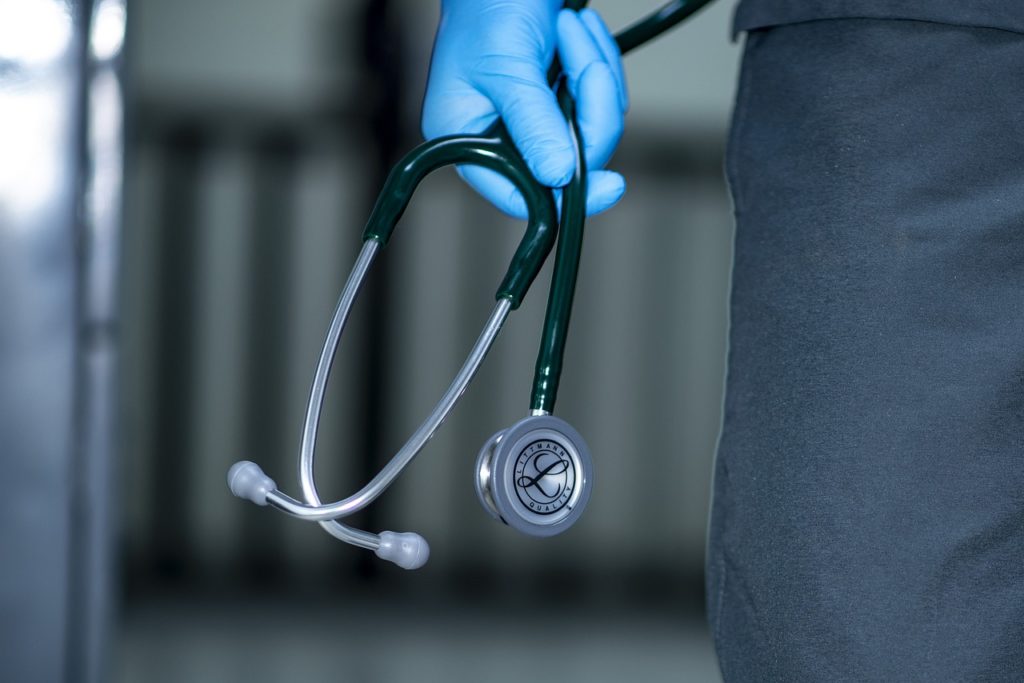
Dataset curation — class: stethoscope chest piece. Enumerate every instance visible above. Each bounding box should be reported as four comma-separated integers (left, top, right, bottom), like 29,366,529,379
475,415,593,537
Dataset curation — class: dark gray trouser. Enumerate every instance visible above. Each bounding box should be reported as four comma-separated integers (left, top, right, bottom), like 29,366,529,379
707,18,1024,681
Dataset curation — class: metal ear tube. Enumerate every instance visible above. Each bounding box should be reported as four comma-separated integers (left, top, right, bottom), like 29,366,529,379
226,134,558,569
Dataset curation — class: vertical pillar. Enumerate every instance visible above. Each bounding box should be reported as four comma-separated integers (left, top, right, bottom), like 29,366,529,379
0,1,124,680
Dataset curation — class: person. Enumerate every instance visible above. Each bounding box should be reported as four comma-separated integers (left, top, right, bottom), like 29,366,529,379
423,1,1024,680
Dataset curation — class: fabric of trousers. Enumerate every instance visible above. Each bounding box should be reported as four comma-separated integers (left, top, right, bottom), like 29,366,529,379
707,18,1024,681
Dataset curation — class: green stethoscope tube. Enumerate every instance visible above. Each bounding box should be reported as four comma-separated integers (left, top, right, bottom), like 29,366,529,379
530,82,586,413
614,0,717,55
361,0,719,411
528,0,718,414
362,134,558,309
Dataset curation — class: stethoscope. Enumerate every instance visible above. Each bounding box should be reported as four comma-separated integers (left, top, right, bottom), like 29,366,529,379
227,0,715,569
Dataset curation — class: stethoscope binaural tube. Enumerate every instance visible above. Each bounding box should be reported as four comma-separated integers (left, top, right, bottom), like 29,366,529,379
228,131,558,569
227,0,719,569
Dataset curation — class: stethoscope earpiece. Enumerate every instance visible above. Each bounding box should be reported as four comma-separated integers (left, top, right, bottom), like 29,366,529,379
475,415,593,537
374,531,430,570
227,460,276,506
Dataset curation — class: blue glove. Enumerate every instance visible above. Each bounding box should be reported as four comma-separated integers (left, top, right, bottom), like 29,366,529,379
422,1,628,218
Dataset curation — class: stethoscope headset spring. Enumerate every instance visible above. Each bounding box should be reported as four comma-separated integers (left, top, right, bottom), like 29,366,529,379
227,0,715,569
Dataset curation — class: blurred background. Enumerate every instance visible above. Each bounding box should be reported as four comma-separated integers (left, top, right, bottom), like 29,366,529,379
1,1,742,681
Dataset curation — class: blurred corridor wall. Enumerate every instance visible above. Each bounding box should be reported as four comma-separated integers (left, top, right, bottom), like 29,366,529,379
0,1,125,681
121,0,740,597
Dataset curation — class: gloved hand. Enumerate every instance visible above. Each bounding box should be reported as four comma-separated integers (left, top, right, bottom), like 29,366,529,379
422,1,628,218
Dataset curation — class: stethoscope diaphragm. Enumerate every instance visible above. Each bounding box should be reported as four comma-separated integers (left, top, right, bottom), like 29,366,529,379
475,414,593,537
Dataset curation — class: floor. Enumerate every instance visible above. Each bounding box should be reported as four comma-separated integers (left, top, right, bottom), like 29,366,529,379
113,595,723,683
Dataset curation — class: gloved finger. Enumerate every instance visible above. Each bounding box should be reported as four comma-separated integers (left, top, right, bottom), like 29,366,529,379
578,9,628,111
580,169,626,216
574,61,624,171
472,58,575,188
458,165,625,219
558,10,624,172
561,9,622,114
421,86,498,141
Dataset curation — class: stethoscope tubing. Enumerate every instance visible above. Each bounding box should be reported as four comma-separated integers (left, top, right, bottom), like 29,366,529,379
298,240,380,548
228,0,720,564
274,293,512,529
530,82,586,414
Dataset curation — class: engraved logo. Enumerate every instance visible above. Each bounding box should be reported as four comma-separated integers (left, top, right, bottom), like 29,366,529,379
514,439,575,515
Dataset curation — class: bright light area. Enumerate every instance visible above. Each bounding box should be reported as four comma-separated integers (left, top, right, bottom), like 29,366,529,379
0,0,72,66
0,87,69,218
88,69,124,239
91,0,126,61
